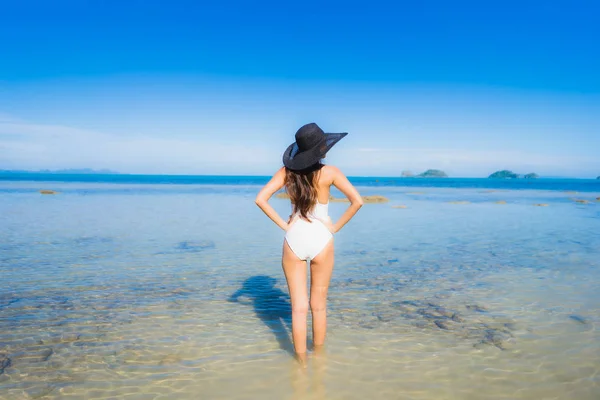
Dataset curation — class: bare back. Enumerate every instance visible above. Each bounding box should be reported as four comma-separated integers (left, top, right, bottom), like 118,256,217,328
314,165,336,204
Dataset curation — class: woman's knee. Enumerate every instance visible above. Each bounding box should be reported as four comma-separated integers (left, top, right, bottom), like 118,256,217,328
310,297,327,313
292,300,309,315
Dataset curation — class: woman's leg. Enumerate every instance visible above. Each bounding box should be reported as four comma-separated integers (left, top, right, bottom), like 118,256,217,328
282,240,309,357
309,239,334,347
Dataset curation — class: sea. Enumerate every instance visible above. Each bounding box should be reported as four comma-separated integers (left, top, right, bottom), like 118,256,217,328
1,174,599,400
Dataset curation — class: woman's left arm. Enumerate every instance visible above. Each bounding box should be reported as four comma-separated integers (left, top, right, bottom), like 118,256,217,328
255,167,289,231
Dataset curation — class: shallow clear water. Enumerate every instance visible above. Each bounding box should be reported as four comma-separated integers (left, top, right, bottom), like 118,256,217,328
1,181,599,399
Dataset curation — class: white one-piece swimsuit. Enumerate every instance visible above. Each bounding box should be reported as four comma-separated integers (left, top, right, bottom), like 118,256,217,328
284,202,333,261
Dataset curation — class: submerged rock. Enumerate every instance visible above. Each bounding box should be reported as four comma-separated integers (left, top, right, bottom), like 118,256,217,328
391,205,407,209
276,192,389,204
495,200,507,204
466,304,488,312
479,329,514,350
434,320,451,330
572,199,590,204
329,196,350,203
176,241,215,251
534,203,549,207
569,314,588,324
39,190,58,194
362,195,389,203
0,354,11,374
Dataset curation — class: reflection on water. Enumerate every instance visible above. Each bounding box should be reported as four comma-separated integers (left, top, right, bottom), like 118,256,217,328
0,182,599,399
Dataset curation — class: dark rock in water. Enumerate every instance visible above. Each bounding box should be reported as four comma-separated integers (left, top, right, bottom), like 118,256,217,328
417,309,439,320
374,312,395,322
176,241,215,252
393,300,420,308
479,329,513,350
451,314,465,323
359,321,377,329
0,354,11,374
569,315,588,324
434,320,451,330
362,195,389,203
428,303,455,318
466,304,488,312
39,189,58,194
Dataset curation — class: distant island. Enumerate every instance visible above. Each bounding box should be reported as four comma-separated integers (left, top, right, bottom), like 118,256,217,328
597,176,600,180
489,170,519,179
401,170,414,177
0,168,119,174
488,170,540,179
418,169,448,178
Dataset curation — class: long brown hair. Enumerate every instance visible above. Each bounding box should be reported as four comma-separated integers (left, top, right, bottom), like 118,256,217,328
284,163,323,221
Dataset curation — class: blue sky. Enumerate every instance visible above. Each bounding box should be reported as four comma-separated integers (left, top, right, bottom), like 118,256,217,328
1,0,599,177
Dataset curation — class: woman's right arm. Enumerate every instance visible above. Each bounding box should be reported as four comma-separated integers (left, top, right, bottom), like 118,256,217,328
330,166,363,233
255,167,289,231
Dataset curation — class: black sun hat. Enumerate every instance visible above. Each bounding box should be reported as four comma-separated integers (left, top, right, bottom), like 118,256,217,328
282,123,347,171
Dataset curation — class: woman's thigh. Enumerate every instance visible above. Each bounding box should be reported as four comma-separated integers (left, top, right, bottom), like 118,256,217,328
282,240,308,305
309,240,334,299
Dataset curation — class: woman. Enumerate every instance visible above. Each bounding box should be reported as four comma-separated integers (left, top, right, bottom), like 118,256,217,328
255,122,363,363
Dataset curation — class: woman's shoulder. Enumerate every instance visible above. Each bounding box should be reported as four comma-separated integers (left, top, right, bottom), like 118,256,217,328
321,165,344,181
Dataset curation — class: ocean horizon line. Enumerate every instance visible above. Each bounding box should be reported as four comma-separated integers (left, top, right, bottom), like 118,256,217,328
0,170,596,180
1,171,599,193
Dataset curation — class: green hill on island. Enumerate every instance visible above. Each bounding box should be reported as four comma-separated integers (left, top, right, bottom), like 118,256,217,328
523,173,539,179
489,170,519,179
418,169,448,178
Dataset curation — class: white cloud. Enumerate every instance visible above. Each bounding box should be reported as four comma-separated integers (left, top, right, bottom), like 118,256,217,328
1,114,598,177
0,116,280,174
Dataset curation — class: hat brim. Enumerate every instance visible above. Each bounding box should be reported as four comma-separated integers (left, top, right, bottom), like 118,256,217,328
282,132,347,171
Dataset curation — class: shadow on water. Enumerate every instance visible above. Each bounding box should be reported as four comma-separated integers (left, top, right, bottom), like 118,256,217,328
228,275,294,355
